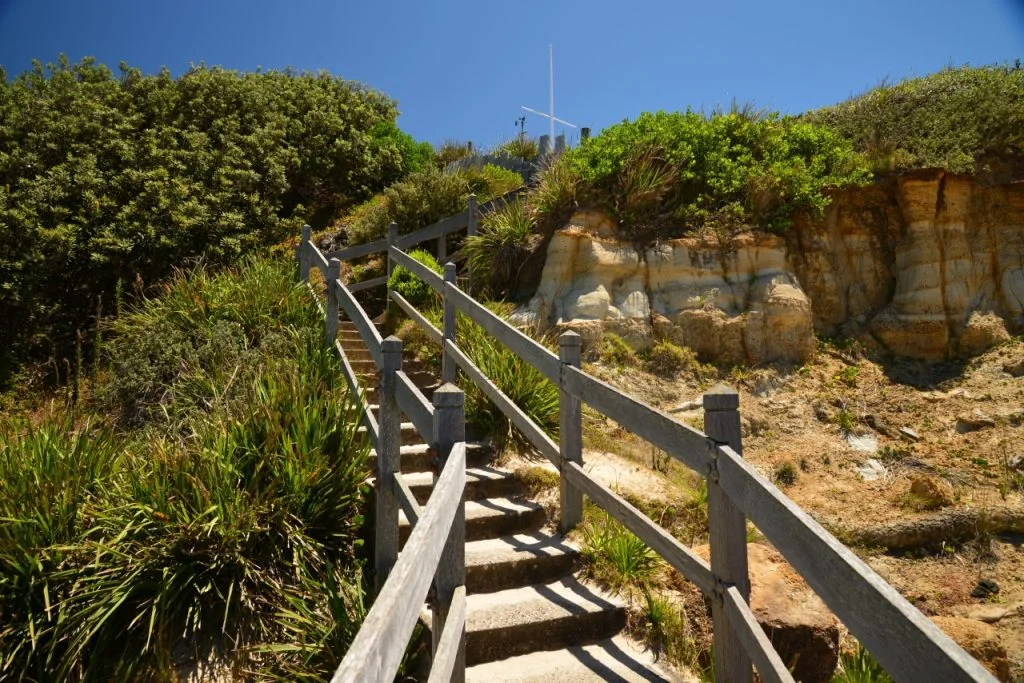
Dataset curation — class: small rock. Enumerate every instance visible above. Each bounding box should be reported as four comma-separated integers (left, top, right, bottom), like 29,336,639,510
956,604,1009,624
971,579,1000,599
898,427,921,442
931,616,1010,681
846,433,878,453
811,400,832,423
956,409,996,433
909,475,955,509
1003,356,1024,377
1008,454,1024,473
863,413,893,437
856,459,887,481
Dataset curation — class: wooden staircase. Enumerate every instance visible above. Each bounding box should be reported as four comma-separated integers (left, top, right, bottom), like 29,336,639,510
336,320,681,682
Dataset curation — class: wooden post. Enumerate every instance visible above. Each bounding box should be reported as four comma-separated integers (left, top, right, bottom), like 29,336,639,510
442,262,457,384
298,224,311,282
704,384,752,683
432,383,466,682
438,233,447,263
325,258,340,348
375,336,403,591
387,222,398,278
466,194,477,294
559,331,583,533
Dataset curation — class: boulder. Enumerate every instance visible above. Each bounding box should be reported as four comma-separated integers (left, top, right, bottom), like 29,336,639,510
695,543,840,683
956,409,996,433
931,616,1011,681
909,475,955,509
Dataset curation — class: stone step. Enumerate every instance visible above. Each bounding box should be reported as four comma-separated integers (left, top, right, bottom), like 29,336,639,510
465,532,579,594
358,421,423,446
399,497,545,544
465,636,681,682
461,577,627,666
403,466,520,504
368,442,492,474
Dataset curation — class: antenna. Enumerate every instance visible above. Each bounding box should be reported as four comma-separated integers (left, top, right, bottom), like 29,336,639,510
521,45,577,143
515,115,526,139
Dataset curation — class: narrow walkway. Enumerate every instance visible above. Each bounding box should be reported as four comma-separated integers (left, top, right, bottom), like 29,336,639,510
337,320,684,682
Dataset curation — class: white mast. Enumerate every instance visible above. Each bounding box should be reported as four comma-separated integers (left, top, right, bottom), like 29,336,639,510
549,44,555,143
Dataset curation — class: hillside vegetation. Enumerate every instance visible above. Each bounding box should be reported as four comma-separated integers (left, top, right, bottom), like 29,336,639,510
0,56,430,388
0,258,370,681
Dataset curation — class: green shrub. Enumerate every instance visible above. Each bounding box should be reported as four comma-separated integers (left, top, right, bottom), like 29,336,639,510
562,109,869,240
387,249,442,309
464,198,535,296
493,136,539,160
344,169,471,245
646,341,698,377
580,506,661,588
464,163,523,198
528,155,581,232
0,56,425,387
774,460,799,487
600,333,636,367
807,64,1024,174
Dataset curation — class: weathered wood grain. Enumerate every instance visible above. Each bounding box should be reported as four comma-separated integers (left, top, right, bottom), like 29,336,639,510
395,370,434,444
325,259,341,348
389,246,445,292
375,337,402,591
563,462,717,596
715,444,996,683
394,473,421,527
298,225,311,281
562,365,712,473
333,278,383,365
559,332,583,533
348,275,388,293
723,586,795,683
444,339,559,465
445,284,561,382
428,584,467,683
326,238,388,263
332,443,465,683
704,385,751,683
397,210,469,249
390,291,442,344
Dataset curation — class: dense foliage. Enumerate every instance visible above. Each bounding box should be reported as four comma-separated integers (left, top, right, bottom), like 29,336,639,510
564,109,870,240
0,56,428,386
387,248,442,309
807,64,1024,174
0,257,369,680
342,164,522,245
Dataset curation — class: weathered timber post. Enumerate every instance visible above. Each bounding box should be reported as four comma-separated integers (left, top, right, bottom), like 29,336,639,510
554,133,566,155
325,258,340,348
559,331,583,533
298,224,311,281
386,221,399,319
704,384,752,683
432,384,466,682
466,194,478,294
442,262,457,384
539,135,551,157
375,336,403,591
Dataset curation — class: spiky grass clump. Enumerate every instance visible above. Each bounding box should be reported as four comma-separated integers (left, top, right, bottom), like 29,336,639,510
464,199,536,297
579,506,662,589
0,257,371,681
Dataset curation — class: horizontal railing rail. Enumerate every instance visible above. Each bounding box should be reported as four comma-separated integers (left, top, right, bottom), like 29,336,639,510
371,234,995,683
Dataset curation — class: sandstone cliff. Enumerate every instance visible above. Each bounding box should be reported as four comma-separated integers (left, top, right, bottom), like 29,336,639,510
519,170,1024,364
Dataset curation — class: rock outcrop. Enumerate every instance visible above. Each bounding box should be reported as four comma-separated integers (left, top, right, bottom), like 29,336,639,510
521,170,1024,364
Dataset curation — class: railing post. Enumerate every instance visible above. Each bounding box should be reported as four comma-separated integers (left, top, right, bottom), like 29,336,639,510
432,384,466,682
442,262,457,384
438,234,447,263
466,194,477,294
325,258,340,348
375,336,403,592
704,384,752,683
387,222,398,278
558,331,583,533
298,224,311,282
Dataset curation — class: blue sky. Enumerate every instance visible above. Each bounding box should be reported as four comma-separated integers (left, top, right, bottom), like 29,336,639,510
1,0,1022,148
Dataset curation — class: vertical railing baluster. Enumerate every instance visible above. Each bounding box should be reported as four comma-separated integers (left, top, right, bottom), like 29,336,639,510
558,331,583,533
432,384,466,683
442,262,457,384
465,194,477,294
325,257,340,348
375,336,403,591
705,384,751,683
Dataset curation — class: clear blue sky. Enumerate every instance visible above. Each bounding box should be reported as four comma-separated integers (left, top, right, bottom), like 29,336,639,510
1,0,1022,148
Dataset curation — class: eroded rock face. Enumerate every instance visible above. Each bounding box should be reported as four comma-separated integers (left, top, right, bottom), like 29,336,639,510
789,170,1024,361
524,170,1024,364
528,228,815,365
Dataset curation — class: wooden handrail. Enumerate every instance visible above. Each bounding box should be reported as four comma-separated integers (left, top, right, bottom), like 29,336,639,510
390,246,445,292
326,237,388,262
395,370,434,443
397,209,469,250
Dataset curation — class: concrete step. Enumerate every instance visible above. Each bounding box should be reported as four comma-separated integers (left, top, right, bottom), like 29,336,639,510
465,532,579,594
461,577,627,666
358,421,423,446
403,466,520,504
368,442,493,474
399,497,545,544
465,635,682,682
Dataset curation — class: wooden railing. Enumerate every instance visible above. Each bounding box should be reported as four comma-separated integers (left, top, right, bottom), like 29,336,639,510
296,212,996,682
298,235,469,683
